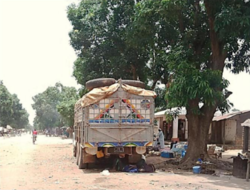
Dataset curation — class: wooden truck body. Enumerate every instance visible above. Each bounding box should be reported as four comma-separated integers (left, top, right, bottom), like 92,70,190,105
73,81,155,168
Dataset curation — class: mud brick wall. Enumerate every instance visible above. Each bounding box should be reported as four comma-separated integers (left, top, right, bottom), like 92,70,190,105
236,112,250,148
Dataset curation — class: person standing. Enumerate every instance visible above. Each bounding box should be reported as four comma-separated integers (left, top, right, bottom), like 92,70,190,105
32,129,38,143
153,128,165,150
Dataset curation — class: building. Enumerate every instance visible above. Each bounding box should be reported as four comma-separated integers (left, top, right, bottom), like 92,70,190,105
241,119,250,153
155,109,250,148
209,110,250,148
154,107,188,142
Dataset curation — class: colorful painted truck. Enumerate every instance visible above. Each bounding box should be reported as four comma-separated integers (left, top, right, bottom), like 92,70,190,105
73,79,156,169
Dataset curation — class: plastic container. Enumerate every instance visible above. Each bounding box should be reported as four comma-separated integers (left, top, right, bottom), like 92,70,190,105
181,150,186,158
193,166,201,174
161,151,174,158
184,145,188,150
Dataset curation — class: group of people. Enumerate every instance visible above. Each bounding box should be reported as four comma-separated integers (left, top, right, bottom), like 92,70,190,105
111,154,155,173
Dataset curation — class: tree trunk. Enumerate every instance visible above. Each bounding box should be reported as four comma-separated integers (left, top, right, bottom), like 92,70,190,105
180,1,227,167
131,64,137,80
181,115,209,165
151,79,158,90
181,104,216,166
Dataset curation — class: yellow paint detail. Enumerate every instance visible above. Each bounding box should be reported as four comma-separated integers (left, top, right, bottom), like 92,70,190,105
124,144,136,147
103,144,114,147
84,143,94,148
145,142,153,146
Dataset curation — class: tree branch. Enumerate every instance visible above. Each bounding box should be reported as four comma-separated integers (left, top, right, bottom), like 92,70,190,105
204,0,227,71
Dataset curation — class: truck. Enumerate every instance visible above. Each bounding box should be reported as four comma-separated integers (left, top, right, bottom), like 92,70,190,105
73,78,156,169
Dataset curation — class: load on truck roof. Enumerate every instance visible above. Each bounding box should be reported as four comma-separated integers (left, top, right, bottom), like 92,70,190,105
75,79,156,110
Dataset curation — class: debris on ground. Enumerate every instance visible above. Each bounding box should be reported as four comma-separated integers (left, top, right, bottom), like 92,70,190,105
100,170,110,176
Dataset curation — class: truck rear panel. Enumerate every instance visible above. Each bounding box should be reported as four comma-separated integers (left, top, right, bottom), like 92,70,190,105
82,87,154,147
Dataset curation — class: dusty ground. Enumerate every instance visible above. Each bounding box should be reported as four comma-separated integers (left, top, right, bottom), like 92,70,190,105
0,134,249,190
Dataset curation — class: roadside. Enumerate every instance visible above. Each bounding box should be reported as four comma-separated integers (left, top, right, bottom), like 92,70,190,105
0,134,249,190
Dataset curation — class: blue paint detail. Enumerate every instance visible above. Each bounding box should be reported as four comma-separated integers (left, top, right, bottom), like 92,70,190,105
89,119,150,123
89,119,119,123
121,119,150,123
91,141,148,147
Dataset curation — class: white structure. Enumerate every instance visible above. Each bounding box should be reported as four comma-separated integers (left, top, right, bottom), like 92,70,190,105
154,107,187,141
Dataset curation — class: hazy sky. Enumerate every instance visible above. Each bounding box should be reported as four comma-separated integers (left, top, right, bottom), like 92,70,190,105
0,0,80,124
0,0,250,125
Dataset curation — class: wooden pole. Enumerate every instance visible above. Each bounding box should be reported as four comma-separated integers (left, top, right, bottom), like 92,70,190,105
243,127,249,153
247,159,250,181
222,120,226,145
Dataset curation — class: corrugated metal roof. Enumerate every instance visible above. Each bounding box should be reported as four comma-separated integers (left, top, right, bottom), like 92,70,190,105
212,110,250,121
155,109,250,122
155,107,186,117
155,110,167,117
241,119,250,127
212,112,238,121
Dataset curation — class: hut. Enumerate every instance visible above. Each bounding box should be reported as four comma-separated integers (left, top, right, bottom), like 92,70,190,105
241,119,250,153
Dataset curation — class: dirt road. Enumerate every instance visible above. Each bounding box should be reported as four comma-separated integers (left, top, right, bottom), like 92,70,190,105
0,134,249,190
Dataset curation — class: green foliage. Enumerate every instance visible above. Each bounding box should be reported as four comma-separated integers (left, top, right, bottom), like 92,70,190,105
10,94,29,129
154,86,167,111
213,1,250,73
0,81,13,127
67,0,250,115
165,113,173,123
0,81,29,128
32,83,79,130
133,0,250,114
67,0,167,87
57,87,79,127
165,46,230,113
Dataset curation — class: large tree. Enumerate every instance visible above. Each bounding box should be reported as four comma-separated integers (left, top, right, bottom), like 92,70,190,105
11,94,29,129
132,0,250,164
0,81,29,128
32,83,79,130
0,81,14,127
67,0,170,87
57,87,79,127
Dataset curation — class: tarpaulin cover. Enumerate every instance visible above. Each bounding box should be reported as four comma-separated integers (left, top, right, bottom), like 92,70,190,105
75,83,156,110
121,84,157,98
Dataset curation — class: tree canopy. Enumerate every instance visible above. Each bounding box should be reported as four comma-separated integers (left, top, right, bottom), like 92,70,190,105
0,81,29,129
67,0,170,89
32,83,79,130
131,0,250,163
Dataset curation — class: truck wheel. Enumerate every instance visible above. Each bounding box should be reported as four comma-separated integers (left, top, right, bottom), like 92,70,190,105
122,80,145,89
76,142,79,165
73,145,76,157
85,78,116,91
78,147,87,169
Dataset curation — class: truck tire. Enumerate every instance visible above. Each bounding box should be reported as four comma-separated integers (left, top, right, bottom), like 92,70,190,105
122,80,145,89
76,142,79,165
78,147,88,169
73,144,76,157
85,78,116,91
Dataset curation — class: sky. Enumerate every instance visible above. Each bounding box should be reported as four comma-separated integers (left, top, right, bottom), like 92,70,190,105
0,0,80,124
0,0,250,126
